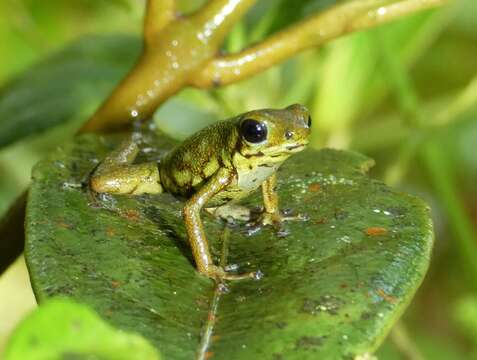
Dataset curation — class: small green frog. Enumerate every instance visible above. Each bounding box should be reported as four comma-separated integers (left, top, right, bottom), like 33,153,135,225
90,104,311,281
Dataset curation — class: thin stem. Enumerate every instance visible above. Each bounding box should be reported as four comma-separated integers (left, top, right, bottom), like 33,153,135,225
196,227,231,360
390,321,424,360
191,0,449,88
432,74,477,127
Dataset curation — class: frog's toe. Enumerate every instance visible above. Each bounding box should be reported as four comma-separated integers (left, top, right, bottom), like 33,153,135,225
247,209,309,236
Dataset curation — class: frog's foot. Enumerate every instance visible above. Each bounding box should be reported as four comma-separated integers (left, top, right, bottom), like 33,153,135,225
205,265,262,282
205,204,252,224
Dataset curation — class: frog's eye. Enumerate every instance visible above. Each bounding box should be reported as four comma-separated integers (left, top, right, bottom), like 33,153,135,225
240,119,268,144
307,115,312,128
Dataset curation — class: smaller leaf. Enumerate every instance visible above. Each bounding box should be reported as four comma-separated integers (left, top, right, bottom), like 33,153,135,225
3,298,160,360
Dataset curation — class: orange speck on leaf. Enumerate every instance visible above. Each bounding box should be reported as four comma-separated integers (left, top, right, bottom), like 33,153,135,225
308,183,321,192
365,227,388,236
204,351,214,359
57,220,72,229
111,280,121,288
121,209,140,221
376,289,398,304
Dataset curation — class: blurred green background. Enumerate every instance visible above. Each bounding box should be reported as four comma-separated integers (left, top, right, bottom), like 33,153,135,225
1,0,476,358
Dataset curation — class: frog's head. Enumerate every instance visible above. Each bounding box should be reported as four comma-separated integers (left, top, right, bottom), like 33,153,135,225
236,104,311,159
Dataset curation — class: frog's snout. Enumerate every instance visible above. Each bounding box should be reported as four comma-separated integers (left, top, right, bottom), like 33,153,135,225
286,103,312,131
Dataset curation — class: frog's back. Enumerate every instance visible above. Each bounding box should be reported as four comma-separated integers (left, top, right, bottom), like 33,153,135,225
159,120,238,197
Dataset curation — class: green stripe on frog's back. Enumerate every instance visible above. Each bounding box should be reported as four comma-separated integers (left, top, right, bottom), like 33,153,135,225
158,119,240,197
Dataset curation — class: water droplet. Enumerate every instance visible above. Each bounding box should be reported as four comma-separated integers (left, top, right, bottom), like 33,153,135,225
218,283,230,293
224,263,239,271
377,7,387,16
253,269,264,280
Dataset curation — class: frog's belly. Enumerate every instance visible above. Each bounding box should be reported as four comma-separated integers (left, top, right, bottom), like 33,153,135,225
208,164,279,207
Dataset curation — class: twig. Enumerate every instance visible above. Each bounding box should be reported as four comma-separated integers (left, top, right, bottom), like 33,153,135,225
191,0,450,88
80,0,449,133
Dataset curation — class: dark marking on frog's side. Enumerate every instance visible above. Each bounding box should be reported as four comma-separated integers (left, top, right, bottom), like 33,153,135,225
127,184,140,195
243,151,265,159
258,163,274,168
295,336,325,350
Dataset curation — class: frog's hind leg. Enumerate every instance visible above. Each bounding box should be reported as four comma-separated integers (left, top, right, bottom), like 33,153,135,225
90,137,163,195
205,204,252,224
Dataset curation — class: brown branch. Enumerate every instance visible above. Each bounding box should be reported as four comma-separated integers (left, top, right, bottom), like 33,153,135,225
79,0,448,133
191,0,450,88
80,0,257,133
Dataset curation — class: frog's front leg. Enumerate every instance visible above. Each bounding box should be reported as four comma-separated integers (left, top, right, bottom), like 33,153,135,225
90,137,162,195
183,168,257,281
259,173,307,227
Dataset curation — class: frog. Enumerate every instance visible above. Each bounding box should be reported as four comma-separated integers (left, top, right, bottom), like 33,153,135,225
90,104,311,281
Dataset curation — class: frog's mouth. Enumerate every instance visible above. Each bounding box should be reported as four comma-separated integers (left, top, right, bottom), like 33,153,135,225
286,142,308,152
287,144,305,151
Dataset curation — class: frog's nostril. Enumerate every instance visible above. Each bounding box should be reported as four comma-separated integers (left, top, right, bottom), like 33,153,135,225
285,130,294,140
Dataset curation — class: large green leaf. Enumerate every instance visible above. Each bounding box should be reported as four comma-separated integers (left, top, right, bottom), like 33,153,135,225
25,132,433,359
0,35,140,148
3,298,160,360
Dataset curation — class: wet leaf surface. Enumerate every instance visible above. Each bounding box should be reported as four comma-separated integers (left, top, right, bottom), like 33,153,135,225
25,132,433,359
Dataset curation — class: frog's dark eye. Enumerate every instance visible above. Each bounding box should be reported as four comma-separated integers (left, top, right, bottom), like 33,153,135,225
307,115,312,128
240,119,268,143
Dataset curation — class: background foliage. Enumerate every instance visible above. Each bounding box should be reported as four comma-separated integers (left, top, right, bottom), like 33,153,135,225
0,0,476,358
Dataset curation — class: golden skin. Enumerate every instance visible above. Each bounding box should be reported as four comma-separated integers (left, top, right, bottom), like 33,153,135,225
90,104,311,281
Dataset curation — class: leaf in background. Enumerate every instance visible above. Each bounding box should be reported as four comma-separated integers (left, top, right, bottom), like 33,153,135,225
0,34,140,149
3,298,160,360
24,131,433,359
